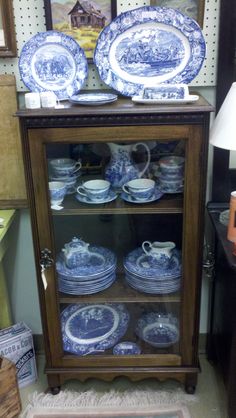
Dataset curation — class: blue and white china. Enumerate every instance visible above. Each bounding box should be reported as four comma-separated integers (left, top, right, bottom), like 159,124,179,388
158,176,184,193
131,94,199,105
113,341,141,355
124,247,181,279
75,189,118,205
120,186,164,204
105,142,150,190
94,6,206,97
19,31,88,100
125,270,181,295
56,245,116,278
135,313,179,348
159,156,185,177
122,178,155,201
141,240,176,268
62,237,92,269
69,93,118,106
48,181,67,206
61,303,130,355
143,84,189,100
49,158,82,177
58,271,116,295
77,179,111,201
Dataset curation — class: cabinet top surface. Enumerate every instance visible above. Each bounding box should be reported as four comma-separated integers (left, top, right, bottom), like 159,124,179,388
16,94,214,118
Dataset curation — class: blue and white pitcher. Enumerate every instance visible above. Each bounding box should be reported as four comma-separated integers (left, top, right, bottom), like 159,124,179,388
105,142,151,190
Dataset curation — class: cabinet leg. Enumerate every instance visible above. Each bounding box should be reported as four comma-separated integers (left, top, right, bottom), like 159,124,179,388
185,373,198,394
47,374,61,395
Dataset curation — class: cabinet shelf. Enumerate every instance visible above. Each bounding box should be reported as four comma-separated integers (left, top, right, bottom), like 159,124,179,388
53,194,183,215
59,279,181,304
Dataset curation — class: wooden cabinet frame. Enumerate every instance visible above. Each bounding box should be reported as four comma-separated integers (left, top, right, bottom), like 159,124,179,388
17,97,213,394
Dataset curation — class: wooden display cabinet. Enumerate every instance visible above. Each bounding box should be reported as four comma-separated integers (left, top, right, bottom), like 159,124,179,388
17,96,213,394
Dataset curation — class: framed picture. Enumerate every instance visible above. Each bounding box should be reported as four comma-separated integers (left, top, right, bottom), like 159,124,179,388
44,0,117,62
150,0,205,27
0,0,17,57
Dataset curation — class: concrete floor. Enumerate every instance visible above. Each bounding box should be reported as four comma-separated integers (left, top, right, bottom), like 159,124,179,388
19,353,228,418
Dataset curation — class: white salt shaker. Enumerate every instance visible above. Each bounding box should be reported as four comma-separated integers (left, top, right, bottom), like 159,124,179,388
40,91,57,108
25,92,41,109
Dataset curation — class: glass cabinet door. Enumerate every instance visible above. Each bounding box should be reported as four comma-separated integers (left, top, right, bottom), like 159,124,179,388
28,123,203,369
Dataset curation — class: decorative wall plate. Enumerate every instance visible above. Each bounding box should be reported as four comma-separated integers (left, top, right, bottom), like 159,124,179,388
61,303,130,355
94,6,206,97
19,31,88,100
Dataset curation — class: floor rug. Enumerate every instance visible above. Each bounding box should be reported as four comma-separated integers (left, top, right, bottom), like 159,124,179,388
21,389,194,418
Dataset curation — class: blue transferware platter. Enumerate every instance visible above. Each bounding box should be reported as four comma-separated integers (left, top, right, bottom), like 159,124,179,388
113,341,141,355
135,313,179,348
69,93,118,106
132,94,199,105
19,31,88,100
124,248,181,278
120,186,164,204
94,6,206,97
56,246,116,278
61,303,130,355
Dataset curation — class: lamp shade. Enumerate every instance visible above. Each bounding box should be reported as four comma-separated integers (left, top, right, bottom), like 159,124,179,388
210,82,236,150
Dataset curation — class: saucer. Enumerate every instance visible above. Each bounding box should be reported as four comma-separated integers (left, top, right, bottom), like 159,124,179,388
75,190,118,204
120,187,164,204
159,184,184,194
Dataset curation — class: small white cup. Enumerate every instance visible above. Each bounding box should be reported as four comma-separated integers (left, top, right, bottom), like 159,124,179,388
77,179,110,201
49,181,67,206
25,92,41,109
122,178,155,201
40,91,57,108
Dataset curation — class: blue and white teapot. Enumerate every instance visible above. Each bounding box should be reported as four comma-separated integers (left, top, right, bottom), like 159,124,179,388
62,237,91,269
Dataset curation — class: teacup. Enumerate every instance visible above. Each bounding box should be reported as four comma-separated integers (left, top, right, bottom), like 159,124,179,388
122,179,155,201
49,181,67,206
158,156,185,178
77,179,110,201
50,158,81,177
142,240,176,268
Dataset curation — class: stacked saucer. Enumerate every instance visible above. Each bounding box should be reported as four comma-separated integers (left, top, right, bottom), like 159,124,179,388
56,245,117,295
123,247,181,294
49,158,82,194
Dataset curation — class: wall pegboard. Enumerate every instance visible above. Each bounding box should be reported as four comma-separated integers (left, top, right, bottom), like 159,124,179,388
0,0,220,91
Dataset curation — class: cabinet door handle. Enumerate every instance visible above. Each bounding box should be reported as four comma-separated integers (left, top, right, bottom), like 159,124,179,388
40,248,54,270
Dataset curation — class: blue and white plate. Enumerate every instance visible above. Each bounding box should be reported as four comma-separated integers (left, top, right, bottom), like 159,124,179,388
75,190,118,204
94,6,206,97
56,246,116,278
124,248,181,278
132,95,199,105
69,93,118,106
120,187,164,204
113,341,141,355
58,272,116,295
61,303,130,355
19,31,88,100
135,313,179,348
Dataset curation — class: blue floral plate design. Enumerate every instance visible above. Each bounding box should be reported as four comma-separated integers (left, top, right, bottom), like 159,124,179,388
61,303,130,355
124,248,181,278
19,31,88,100
94,6,206,97
69,93,118,106
113,341,141,355
56,246,116,278
135,313,179,348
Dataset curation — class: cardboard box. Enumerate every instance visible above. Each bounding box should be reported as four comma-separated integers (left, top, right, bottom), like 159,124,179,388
0,322,37,388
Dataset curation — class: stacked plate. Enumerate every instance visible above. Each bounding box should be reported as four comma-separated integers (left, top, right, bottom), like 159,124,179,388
123,247,182,294
69,93,118,106
56,246,117,295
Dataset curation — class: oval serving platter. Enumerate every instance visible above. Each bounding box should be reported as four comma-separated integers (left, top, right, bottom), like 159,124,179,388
94,6,206,97
19,30,88,100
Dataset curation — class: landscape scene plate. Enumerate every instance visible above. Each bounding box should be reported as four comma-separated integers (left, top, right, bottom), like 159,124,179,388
94,6,206,97
61,303,130,355
19,30,88,99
